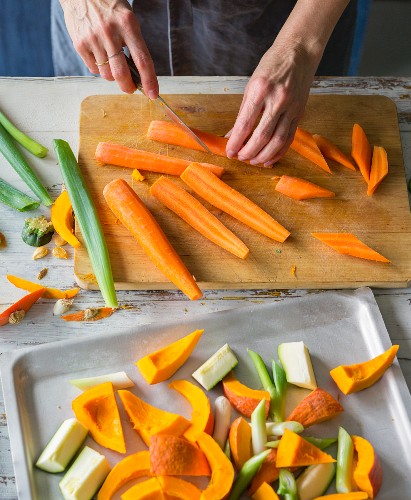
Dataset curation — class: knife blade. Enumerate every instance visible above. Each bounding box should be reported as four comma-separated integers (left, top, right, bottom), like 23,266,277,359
124,54,212,154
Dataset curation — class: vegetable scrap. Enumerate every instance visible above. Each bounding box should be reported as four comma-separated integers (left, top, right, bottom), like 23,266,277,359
131,168,145,182
0,178,40,212
61,307,115,322
53,298,74,316
52,246,69,259
7,274,79,300
32,246,48,260
22,216,54,247
0,287,45,327
290,265,297,277
37,268,48,280
8,309,25,325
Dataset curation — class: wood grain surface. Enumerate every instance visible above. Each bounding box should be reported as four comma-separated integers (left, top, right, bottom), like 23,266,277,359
76,94,411,290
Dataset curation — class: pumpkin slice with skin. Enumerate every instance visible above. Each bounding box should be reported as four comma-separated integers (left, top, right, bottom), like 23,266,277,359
330,345,399,395
97,451,151,500
352,435,382,499
251,481,280,500
136,329,204,384
196,431,235,500
276,429,336,468
72,382,126,453
159,476,201,500
150,434,211,476
286,387,344,427
222,371,270,418
118,390,191,447
229,416,252,471
121,477,165,500
51,190,81,248
169,379,214,441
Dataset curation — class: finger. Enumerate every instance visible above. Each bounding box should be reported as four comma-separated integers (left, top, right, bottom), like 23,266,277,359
108,51,136,94
253,116,298,166
93,46,114,81
226,86,265,159
82,50,100,75
125,28,158,99
224,128,233,139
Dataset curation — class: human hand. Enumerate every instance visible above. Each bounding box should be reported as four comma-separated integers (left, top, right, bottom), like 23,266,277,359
60,0,158,96
226,43,317,166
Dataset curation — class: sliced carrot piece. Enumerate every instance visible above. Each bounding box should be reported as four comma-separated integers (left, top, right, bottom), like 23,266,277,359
150,176,249,259
313,134,356,171
352,124,372,183
103,178,202,300
290,128,331,173
6,274,80,299
95,141,225,177
0,287,45,327
61,307,115,322
311,233,390,263
275,175,335,200
181,163,290,243
367,146,388,196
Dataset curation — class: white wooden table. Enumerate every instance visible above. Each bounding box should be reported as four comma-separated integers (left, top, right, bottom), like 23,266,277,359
0,76,410,499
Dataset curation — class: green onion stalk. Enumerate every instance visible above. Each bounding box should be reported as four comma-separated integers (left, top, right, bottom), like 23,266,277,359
277,468,299,500
247,348,277,421
0,178,40,211
228,449,270,500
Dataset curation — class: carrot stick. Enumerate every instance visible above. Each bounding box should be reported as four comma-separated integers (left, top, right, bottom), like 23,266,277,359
367,146,388,196
95,141,225,178
6,275,80,299
181,163,290,243
150,176,249,259
61,307,115,322
311,233,390,262
312,134,356,171
0,287,45,326
275,175,335,200
290,128,331,173
352,124,372,183
103,178,202,300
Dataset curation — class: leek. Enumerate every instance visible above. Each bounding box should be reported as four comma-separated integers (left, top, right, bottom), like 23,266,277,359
251,399,267,455
53,139,118,308
0,123,52,206
305,436,338,450
272,360,287,421
0,178,40,211
247,348,277,421
228,449,270,500
336,426,354,493
277,468,298,500
266,420,304,436
0,110,48,158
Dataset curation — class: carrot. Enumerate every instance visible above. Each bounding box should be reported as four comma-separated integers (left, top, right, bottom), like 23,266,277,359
0,287,45,326
313,134,356,171
103,178,202,300
181,163,290,243
311,233,390,263
6,274,80,299
352,124,372,183
290,128,331,173
275,175,335,200
150,176,249,259
367,146,388,196
95,141,225,178
61,307,115,322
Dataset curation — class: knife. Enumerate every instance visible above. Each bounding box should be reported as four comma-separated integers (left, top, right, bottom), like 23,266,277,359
124,54,212,154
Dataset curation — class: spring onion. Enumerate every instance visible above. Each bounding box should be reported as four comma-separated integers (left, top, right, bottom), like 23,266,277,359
305,436,338,450
228,449,270,500
0,110,48,158
212,395,231,449
0,123,52,206
247,348,277,421
336,426,354,493
53,139,118,308
265,439,280,448
266,420,304,436
251,399,267,455
277,468,299,500
272,360,287,421
224,438,231,460
0,178,40,211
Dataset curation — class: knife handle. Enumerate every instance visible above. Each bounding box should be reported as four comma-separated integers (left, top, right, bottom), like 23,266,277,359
124,54,143,92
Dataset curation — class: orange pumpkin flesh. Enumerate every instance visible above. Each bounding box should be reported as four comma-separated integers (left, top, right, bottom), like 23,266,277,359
248,449,279,495
352,435,382,499
121,477,165,500
159,476,201,500
229,416,252,471
251,481,280,500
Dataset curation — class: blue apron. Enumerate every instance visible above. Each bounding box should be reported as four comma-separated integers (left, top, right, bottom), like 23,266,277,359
51,0,357,77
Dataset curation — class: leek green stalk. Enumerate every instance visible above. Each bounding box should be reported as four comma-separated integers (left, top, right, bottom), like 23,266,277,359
0,178,40,211
272,360,287,421
247,348,277,421
0,111,48,158
277,468,299,500
53,139,118,308
228,449,270,500
336,426,354,493
251,399,267,455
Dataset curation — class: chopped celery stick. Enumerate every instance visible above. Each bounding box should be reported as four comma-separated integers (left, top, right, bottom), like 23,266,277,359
54,139,118,308
0,110,48,158
0,178,40,211
0,123,52,206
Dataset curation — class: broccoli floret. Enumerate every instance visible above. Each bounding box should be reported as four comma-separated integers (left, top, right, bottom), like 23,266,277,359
22,216,54,247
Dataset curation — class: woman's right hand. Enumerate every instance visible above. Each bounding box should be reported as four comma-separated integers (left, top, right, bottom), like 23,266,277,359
60,0,158,96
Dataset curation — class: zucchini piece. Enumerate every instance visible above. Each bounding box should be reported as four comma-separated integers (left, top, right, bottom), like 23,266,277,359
296,462,336,500
192,343,238,390
278,341,317,390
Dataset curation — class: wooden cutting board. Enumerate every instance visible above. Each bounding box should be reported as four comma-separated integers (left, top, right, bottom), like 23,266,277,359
75,94,411,291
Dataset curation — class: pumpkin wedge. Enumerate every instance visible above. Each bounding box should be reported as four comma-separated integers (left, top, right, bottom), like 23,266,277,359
276,429,336,468
136,329,204,384
251,481,280,500
72,382,126,453
286,388,344,427
229,416,252,471
158,476,201,500
118,390,191,446
313,494,368,500
169,379,214,441
97,451,151,500
352,435,382,499
50,190,81,248
196,432,235,499
150,434,211,476
121,477,165,500
330,345,399,395
222,371,270,418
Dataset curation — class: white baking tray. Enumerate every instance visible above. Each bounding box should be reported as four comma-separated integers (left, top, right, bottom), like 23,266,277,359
1,288,411,500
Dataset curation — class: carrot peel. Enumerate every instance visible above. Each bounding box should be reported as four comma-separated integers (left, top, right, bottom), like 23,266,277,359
103,178,202,300
275,175,335,200
6,275,80,299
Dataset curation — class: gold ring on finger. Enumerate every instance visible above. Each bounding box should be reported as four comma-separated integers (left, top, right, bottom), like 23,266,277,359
96,59,109,67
